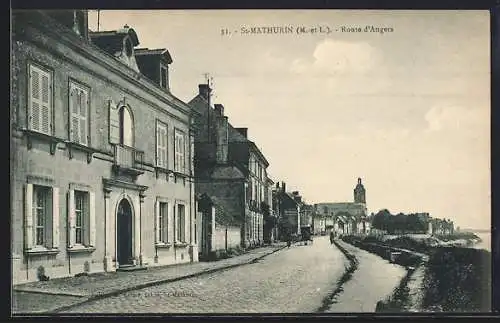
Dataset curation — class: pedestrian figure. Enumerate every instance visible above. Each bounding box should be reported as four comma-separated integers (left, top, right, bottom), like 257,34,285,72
330,230,335,244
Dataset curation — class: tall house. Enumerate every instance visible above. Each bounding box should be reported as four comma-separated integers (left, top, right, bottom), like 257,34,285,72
11,10,198,284
189,84,270,248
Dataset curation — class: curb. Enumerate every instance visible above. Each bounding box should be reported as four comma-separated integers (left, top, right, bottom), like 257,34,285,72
47,245,286,314
316,239,359,313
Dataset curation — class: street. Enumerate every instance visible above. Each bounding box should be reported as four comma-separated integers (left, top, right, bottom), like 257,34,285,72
57,236,409,313
61,236,348,313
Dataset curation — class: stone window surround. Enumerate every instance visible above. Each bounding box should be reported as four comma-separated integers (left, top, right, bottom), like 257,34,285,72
67,182,96,254
25,175,59,256
174,199,188,247
155,196,172,248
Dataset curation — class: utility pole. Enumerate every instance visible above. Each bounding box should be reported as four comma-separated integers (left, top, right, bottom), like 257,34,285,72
97,10,100,31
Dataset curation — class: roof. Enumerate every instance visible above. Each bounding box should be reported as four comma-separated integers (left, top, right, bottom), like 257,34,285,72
90,26,139,45
210,164,245,180
228,124,248,142
189,92,270,167
198,194,242,226
89,28,140,54
135,48,173,64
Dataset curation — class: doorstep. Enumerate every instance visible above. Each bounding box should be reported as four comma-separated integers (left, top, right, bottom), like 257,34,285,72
116,265,148,272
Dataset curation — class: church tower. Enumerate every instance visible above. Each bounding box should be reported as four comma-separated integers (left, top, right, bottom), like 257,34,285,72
354,177,366,204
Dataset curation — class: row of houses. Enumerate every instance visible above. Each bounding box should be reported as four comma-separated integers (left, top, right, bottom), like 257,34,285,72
10,10,316,284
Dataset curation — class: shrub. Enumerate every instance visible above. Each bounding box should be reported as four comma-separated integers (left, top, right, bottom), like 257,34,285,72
421,247,491,312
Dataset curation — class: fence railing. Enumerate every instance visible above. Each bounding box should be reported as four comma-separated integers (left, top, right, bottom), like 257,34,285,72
114,144,144,169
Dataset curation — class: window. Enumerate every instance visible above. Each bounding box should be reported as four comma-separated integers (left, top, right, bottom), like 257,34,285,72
176,204,186,242
160,65,168,89
25,184,59,250
174,130,185,173
34,186,50,246
156,201,169,243
74,191,89,245
28,64,52,135
119,106,134,146
156,121,168,168
69,81,90,145
68,189,95,248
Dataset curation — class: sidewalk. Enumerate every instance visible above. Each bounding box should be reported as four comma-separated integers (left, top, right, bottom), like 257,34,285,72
13,243,287,314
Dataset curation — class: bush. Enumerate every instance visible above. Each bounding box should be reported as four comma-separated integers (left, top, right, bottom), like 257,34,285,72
421,247,491,312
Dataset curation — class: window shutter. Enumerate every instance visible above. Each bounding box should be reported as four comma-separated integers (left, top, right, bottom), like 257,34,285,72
25,184,34,250
108,100,120,144
29,67,41,132
79,89,88,146
174,134,177,171
155,200,160,243
70,87,80,143
52,187,60,249
166,204,170,242
89,191,96,247
161,128,167,168
181,134,185,173
41,72,51,134
67,190,76,248
156,124,161,166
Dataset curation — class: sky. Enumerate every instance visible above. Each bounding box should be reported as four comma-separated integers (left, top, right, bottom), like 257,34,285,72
88,10,490,230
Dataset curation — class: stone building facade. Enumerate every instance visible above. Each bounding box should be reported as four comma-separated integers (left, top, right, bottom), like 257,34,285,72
189,84,271,248
275,182,302,238
314,178,369,236
11,10,197,284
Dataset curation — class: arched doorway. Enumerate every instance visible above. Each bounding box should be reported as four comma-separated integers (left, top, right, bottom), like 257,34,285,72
117,199,133,266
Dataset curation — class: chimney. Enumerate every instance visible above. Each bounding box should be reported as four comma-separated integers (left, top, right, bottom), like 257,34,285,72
281,182,286,193
292,191,299,196
275,182,280,190
235,127,248,138
198,84,212,100
215,115,229,164
214,104,224,116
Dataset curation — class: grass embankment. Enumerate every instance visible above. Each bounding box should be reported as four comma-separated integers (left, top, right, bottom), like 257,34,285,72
421,247,491,312
341,235,491,312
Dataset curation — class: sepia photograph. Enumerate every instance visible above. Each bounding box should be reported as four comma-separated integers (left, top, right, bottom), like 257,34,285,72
10,8,492,315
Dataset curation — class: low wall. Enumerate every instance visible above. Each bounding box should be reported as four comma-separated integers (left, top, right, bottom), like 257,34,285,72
212,225,241,252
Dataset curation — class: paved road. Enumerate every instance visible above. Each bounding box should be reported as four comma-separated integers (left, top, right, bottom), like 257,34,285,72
325,240,407,312
62,236,348,313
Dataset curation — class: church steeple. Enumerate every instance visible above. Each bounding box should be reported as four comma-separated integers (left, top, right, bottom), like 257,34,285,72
354,177,366,204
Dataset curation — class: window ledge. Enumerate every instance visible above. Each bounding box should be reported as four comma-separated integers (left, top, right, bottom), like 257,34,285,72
154,167,173,179
65,141,96,163
67,246,96,254
24,129,65,155
174,242,189,248
25,247,60,256
155,242,172,249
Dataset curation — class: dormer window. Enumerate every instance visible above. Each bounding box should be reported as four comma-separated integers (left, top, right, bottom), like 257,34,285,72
160,64,168,90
